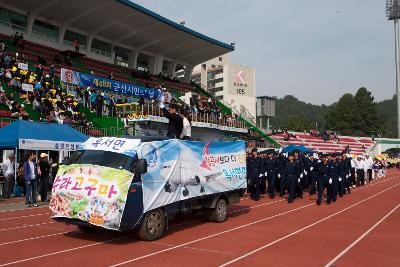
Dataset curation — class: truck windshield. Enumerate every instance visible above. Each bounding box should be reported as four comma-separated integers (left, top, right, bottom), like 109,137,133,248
66,150,137,172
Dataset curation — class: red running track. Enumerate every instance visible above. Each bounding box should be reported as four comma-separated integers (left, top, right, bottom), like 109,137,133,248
0,170,399,267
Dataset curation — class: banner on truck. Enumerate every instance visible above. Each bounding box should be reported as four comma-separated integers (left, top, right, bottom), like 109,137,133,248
49,164,133,230
80,137,141,157
139,140,247,212
60,68,161,100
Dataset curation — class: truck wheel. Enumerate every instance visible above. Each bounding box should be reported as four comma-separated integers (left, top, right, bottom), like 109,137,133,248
208,198,227,223
137,209,165,241
78,225,97,233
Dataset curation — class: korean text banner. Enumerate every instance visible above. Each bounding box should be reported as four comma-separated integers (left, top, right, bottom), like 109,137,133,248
61,68,161,100
49,164,133,230
80,137,141,157
139,140,247,212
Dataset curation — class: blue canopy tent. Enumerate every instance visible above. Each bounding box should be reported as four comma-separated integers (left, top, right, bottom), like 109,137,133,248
282,144,316,153
0,120,88,149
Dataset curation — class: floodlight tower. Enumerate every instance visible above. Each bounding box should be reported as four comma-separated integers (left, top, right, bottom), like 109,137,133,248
387,0,400,137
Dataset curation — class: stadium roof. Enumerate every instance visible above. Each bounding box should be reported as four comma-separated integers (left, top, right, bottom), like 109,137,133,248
3,0,234,65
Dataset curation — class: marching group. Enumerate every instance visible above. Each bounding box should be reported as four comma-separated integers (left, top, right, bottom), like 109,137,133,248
246,148,388,205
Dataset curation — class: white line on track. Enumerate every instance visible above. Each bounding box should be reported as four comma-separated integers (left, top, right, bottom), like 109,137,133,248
0,222,55,232
0,175,396,266
0,206,48,213
218,183,400,267
324,202,400,267
0,212,49,221
0,231,72,246
0,236,127,267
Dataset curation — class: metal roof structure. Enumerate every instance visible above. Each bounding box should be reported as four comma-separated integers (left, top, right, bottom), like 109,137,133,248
2,0,234,66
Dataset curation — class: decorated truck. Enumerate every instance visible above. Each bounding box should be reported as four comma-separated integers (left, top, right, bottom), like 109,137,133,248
50,137,247,240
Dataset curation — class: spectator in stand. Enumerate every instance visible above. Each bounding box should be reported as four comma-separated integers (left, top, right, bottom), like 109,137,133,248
23,152,38,207
54,53,61,64
96,92,104,117
36,64,43,81
73,39,80,53
65,54,72,67
49,64,55,80
2,153,15,199
109,71,114,80
180,110,192,140
38,153,50,202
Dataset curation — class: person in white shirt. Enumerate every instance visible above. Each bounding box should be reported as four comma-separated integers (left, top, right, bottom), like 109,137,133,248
350,156,356,187
354,155,367,186
2,153,15,198
364,154,374,182
180,110,192,140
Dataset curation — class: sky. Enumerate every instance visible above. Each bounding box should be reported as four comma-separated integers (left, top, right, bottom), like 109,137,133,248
134,0,395,105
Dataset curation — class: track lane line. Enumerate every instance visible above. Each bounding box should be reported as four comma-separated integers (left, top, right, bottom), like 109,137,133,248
218,182,400,267
0,231,73,246
0,236,128,267
0,175,396,265
0,222,55,232
0,212,50,221
324,202,400,267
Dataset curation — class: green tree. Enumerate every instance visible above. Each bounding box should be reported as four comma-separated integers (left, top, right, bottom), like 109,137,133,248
325,93,356,135
282,114,312,132
353,87,379,136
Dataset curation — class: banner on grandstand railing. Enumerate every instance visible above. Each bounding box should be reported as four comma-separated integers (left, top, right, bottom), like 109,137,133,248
18,62,28,71
61,68,161,100
19,139,82,151
21,83,33,92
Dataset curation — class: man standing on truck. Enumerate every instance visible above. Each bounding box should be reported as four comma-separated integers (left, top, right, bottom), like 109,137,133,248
247,148,262,201
161,103,183,139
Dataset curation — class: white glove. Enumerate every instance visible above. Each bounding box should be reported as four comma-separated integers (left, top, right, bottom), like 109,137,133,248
278,174,281,178
259,174,263,177
304,171,308,175
346,175,349,179
339,177,342,182
264,172,268,176
159,102,165,109
300,174,303,178
298,178,300,183
329,178,332,184
310,167,314,171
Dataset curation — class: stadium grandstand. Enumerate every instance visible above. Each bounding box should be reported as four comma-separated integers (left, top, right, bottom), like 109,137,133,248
269,131,375,154
0,0,378,154
0,0,280,146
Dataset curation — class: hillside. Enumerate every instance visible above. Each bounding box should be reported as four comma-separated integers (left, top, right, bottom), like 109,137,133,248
268,93,396,138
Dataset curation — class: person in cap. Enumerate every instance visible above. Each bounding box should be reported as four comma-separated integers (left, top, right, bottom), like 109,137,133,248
336,153,346,198
293,150,305,199
308,153,320,195
246,148,262,201
38,153,50,202
284,152,301,203
316,154,333,205
340,152,352,194
277,151,288,197
2,153,15,199
329,153,341,202
263,149,278,199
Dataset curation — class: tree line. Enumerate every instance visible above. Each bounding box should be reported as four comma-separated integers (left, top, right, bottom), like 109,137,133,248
269,87,396,138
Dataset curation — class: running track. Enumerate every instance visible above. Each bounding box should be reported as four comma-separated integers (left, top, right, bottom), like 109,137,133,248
0,170,399,267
